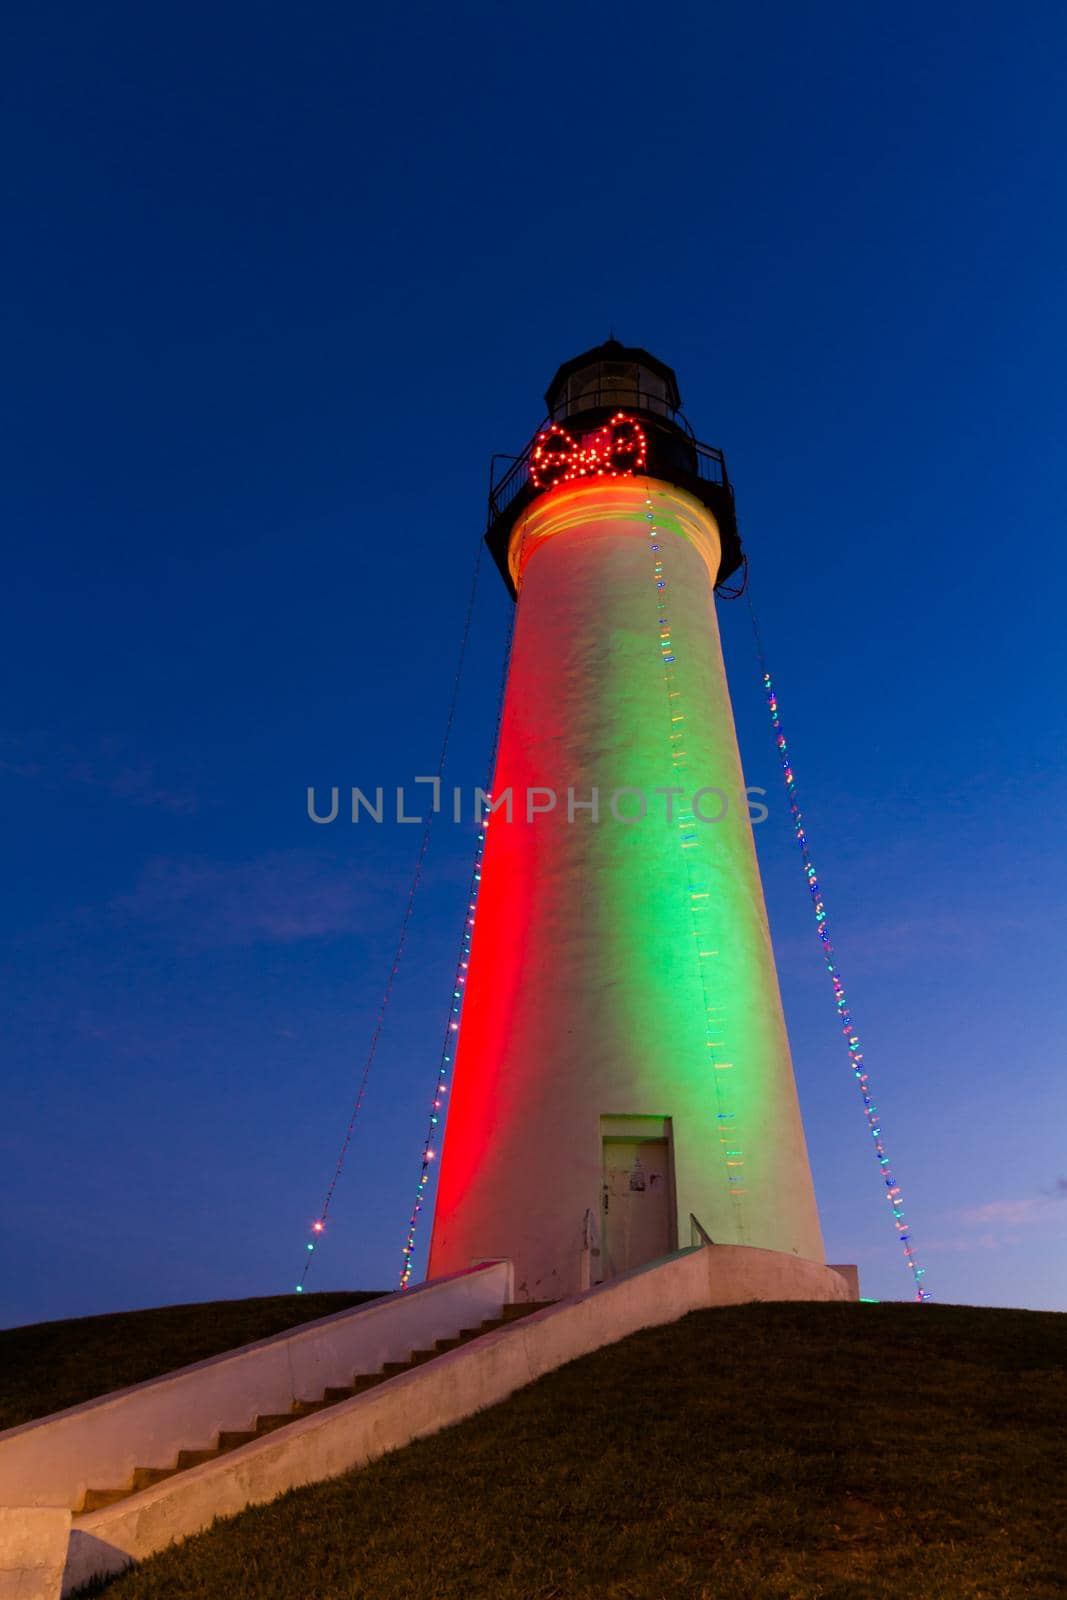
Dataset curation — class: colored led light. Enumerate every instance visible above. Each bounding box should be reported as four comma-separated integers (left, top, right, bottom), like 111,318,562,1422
759,663,930,1302
398,793,493,1288
530,414,648,493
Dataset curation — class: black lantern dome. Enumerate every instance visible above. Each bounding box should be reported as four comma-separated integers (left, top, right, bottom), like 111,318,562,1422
544,338,682,422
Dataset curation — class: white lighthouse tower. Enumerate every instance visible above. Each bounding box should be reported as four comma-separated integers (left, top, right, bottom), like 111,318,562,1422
427,342,827,1301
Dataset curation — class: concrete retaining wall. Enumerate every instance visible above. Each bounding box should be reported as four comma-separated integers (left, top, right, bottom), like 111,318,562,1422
0,1263,511,1515
62,1247,850,1593
0,1510,70,1600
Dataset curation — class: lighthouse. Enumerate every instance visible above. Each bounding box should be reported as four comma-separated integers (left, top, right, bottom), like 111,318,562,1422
427,341,825,1301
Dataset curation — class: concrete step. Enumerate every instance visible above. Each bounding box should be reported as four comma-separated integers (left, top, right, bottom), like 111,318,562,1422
80,1485,136,1512
351,1373,390,1394
502,1301,556,1320
217,1428,257,1450
254,1413,298,1436
175,1448,220,1470
452,1307,547,1341
291,1397,333,1417
130,1466,180,1491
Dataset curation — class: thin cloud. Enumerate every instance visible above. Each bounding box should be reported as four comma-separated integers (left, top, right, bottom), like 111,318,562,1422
912,1233,1003,1256
960,1197,1053,1228
908,1186,1067,1256
945,1185,1067,1242
109,851,379,946
0,732,198,813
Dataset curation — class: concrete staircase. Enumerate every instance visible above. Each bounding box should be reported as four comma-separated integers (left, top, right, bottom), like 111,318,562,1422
78,1303,551,1515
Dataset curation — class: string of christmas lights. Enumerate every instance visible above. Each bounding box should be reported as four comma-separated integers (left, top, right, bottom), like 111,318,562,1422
645,492,748,1231
397,552,520,1288
749,598,930,1301
296,533,486,1294
397,802,489,1288
531,412,647,491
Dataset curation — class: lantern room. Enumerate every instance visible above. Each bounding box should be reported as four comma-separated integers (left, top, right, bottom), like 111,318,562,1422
545,338,681,424
485,338,745,598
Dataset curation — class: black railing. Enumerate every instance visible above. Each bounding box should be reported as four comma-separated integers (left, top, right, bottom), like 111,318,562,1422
487,411,729,530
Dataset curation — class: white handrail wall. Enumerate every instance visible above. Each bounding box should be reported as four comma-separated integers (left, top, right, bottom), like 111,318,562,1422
0,1262,512,1513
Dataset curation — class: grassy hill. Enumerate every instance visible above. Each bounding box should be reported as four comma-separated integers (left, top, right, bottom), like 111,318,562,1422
27,1297,1061,1600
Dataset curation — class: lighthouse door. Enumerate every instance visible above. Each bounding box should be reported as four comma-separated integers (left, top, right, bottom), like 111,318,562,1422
601,1137,671,1279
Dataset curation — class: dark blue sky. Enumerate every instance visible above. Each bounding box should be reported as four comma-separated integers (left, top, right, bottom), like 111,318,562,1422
3,2,1066,1326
